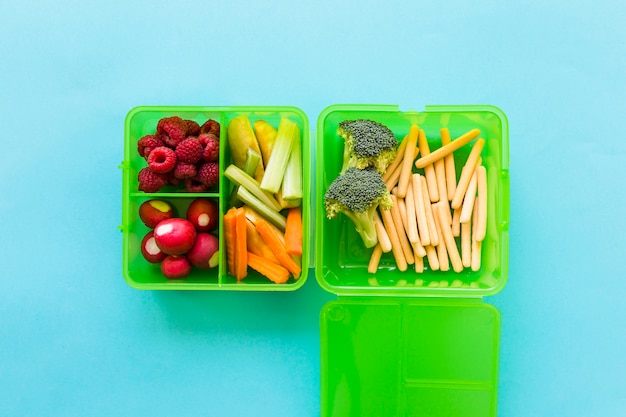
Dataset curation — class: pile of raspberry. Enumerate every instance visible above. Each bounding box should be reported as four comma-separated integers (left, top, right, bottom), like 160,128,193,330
137,116,221,193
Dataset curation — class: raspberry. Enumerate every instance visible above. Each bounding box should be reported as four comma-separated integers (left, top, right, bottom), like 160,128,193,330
138,167,168,193
198,132,218,147
167,171,181,186
157,116,187,147
199,134,220,162
173,162,197,180
175,138,203,164
185,178,209,193
200,119,220,136
196,162,219,188
137,135,164,158
184,120,201,137
147,146,177,173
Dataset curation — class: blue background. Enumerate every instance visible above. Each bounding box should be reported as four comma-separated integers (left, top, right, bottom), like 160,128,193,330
1,0,625,416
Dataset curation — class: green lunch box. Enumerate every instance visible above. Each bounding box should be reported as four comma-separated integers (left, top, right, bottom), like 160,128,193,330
121,103,510,417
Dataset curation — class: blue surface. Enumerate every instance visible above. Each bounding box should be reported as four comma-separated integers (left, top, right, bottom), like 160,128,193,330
1,0,625,416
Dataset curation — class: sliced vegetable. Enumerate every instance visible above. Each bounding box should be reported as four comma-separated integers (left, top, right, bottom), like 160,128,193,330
243,206,285,245
245,218,279,264
260,118,298,193
247,251,290,284
237,186,287,231
234,207,248,280
281,124,302,201
253,120,277,168
223,207,238,276
227,116,264,182
255,218,302,277
229,148,261,207
225,164,282,211
275,185,301,209
284,207,302,256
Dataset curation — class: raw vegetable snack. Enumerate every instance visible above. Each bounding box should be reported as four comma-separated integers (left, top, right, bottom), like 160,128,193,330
223,116,303,284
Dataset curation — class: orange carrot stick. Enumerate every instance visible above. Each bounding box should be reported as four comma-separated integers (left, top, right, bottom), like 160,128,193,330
234,207,248,280
256,218,302,277
243,205,285,245
284,206,303,256
245,219,279,264
223,207,238,277
247,251,290,284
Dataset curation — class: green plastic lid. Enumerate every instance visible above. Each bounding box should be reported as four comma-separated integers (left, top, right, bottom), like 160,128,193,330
320,298,501,417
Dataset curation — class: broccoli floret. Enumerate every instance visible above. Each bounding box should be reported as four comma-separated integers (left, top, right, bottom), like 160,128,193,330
338,119,398,174
324,167,393,248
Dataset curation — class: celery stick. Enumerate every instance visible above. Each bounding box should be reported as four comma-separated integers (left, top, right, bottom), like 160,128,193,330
260,118,297,193
281,124,302,200
225,164,282,212
229,149,261,207
236,186,287,231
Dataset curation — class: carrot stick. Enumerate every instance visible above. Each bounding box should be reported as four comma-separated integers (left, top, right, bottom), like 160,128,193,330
418,129,439,202
245,219,279,264
234,207,248,280
368,244,383,274
397,125,419,198
243,206,285,245
247,251,290,284
223,207,238,277
284,207,302,256
256,218,301,277
440,128,457,200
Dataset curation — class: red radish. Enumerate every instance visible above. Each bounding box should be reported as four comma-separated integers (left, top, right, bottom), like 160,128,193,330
186,198,219,232
161,255,191,279
154,218,197,255
186,233,220,269
139,200,175,228
140,231,166,263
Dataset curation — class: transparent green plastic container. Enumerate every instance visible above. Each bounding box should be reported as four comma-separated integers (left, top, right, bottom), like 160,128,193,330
121,106,310,291
315,104,510,417
121,103,510,417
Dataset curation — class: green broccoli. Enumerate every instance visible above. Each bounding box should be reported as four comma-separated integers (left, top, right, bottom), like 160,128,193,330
338,119,398,174
324,167,393,248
